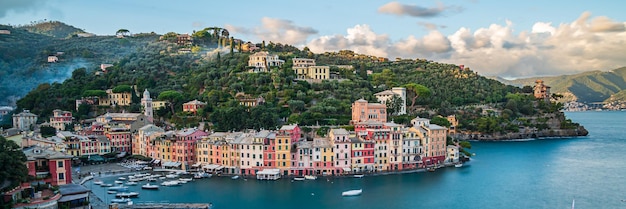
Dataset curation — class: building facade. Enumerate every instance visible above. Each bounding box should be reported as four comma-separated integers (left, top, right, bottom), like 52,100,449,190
374,87,407,115
351,99,387,124
50,109,72,131
13,110,38,131
248,51,284,73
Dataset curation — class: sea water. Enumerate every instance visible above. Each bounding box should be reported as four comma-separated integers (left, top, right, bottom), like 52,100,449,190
87,111,626,208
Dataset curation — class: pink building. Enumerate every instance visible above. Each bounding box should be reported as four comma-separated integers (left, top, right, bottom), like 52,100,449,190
105,127,131,153
50,109,72,131
172,128,208,169
351,99,387,124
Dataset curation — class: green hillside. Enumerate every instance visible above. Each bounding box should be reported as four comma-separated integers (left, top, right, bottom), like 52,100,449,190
501,67,626,102
0,23,159,105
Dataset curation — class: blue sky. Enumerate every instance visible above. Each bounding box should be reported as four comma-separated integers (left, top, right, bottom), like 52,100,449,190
1,0,625,78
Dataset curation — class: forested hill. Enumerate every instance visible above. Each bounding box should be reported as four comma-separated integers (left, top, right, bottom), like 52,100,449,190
499,67,626,102
14,32,526,130
0,23,159,105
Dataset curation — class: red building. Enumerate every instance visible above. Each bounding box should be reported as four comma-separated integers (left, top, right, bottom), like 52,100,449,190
105,127,132,153
182,100,207,114
24,146,73,186
50,109,72,131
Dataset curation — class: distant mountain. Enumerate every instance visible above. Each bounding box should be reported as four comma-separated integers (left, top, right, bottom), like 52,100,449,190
18,20,86,38
500,67,626,102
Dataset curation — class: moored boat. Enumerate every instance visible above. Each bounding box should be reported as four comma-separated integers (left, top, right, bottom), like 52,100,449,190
93,180,103,185
161,180,181,186
294,177,305,181
353,174,364,178
114,180,124,184
101,183,113,187
304,175,317,180
342,189,362,196
126,182,138,186
118,177,127,181
110,197,132,203
231,175,240,180
108,185,129,191
141,183,159,190
455,163,463,168
116,192,139,198
107,191,117,194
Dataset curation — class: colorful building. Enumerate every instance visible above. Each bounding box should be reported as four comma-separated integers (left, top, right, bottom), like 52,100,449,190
329,128,352,175
24,146,73,186
351,99,387,124
13,110,38,131
374,87,407,115
411,117,448,166
182,100,207,114
248,51,285,73
49,109,72,131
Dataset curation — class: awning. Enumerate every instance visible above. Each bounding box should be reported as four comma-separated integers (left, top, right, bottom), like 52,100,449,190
58,193,88,202
162,162,182,167
202,164,224,170
342,167,351,172
257,169,280,175
153,160,160,164
191,163,201,167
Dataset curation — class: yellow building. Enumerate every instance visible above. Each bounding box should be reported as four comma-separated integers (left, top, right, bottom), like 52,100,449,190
99,89,132,106
294,66,330,80
275,134,291,174
152,101,167,110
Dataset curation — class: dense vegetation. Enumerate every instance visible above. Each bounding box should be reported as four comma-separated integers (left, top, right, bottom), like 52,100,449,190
9,22,581,135
0,21,158,106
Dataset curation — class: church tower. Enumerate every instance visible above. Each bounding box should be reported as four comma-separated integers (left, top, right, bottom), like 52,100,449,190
141,89,153,122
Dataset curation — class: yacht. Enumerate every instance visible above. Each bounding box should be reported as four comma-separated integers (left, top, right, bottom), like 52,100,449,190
141,183,159,190
342,189,362,196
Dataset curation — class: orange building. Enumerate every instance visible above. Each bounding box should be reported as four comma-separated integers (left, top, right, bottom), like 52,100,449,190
183,100,207,114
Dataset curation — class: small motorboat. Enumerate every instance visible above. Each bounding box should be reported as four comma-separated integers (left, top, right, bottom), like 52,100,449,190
118,177,127,181
107,191,117,194
342,189,362,197
455,163,463,168
179,178,193,182
126,182,138,186
93,180,103,185
114,180,124,184
101,183,113,187
161,181,180,186
108,185,129,191
427,167,436,172
294,177,305,181
166,174,179,179
141,183,159,190
304,175,317,180
231,175,240,180
159,177,166,180
147,178,157,182
116,192,139,198
353,174,364,178
110,197,132,203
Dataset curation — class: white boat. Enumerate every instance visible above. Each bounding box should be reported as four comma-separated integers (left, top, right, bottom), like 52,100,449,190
141,183,159,190
194,172,211,179
108,185,129,191
159,177,166,180
116,192,139,198
353,174,364,178
107,191,117,194
179,178,193,182
111,197,132,203
294,177,305,181
455,163,463,168
114,180,124,184
101,183,113,187
126,182,138,186
231,175,240,180
93,180,103,185
166,174,179,179
342,189,362,196
161,181,181,186
118,177,127,181
304,175,317,180
147,178,157,182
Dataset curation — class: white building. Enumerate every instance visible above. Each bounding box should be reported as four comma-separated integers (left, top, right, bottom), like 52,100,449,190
13,110,38,131
374,87,407,115
446,145,460,163
248,51,284,73
141,89,153,122
330,128,351,173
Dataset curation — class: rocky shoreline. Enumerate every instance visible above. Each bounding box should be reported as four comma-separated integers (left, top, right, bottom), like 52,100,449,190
453,126,588,141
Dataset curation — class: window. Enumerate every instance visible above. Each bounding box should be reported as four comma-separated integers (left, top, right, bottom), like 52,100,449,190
58,173,65,180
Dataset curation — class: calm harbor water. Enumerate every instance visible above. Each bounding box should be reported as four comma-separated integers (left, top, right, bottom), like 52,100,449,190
88,111,626,209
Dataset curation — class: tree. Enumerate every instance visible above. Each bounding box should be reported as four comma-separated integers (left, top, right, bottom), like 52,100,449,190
0,136,28,193
40,125,57,137
112,85,133,93
404,83,431,112
386,94,404,116
430,116,451,127
82,90,107,98
116,29,130,36
157,90,184,115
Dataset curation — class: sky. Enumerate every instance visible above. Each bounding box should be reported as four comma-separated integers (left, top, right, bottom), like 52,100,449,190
1,0,625,79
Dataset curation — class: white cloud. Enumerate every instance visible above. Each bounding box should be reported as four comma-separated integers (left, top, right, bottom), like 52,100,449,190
306,12,626,78
225,17,317,46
